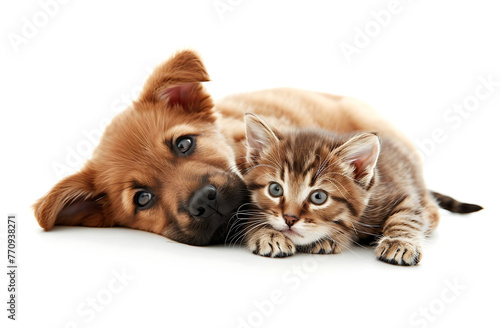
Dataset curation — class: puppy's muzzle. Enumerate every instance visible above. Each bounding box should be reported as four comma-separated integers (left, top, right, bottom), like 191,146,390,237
188,185,221,219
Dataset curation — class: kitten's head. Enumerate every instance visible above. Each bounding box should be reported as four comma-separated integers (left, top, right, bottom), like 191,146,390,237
242,114,380,246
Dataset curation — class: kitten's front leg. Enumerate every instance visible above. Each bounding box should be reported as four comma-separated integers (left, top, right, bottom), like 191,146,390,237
245,227,296,258
375,202,425,266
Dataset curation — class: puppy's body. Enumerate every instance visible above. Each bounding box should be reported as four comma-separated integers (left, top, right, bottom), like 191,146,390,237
215,87,420,169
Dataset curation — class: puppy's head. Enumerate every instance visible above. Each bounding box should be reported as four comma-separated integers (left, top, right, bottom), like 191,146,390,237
34,50,248,246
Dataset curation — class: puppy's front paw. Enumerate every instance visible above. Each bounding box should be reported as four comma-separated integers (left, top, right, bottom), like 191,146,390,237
246,228,296,258
298,239,342,254
375,237,422,266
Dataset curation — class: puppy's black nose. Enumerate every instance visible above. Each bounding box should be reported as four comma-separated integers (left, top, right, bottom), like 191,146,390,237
189,185,219,218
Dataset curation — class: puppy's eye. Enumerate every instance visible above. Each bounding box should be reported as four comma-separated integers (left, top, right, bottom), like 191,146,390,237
310,190,328,205
134,191,154,209
269,182,283,197
175,136,196,156
177,137,192,152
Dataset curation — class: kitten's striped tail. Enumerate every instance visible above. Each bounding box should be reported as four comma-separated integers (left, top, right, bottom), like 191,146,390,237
431,191,483,213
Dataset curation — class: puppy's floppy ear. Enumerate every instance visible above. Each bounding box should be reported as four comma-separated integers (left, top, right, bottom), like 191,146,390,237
33,166,109,231
244,113,280,164
335,132,380,186
138,50,213,113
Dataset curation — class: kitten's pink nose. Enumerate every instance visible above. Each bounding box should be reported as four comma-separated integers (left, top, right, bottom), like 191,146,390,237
284,215,299,228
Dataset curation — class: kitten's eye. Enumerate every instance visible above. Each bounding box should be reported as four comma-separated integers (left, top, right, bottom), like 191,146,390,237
134,191,154,210
310,190,328,205
269,182,283,197
175,136,196,156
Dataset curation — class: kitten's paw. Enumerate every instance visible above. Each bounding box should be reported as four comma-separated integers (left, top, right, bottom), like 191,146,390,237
298,239,342,254
375,237,422,266
246,229,296,258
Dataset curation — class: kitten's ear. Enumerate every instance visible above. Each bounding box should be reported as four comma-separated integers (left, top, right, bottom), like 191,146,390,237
244,113,279,162
335,133,380,186
138,50,213,114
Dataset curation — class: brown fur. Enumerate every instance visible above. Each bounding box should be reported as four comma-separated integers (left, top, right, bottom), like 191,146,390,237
33,50,480,254
33,50,248,246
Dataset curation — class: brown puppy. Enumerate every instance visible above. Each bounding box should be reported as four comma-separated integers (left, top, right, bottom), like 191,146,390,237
34,50,439,247
34,51,248,246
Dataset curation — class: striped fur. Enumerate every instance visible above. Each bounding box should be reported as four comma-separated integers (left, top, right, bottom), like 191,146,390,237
241,114,482,266
431,191,483,213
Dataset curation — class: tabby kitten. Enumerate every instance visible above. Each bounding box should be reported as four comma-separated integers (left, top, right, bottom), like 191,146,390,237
239,114,482,266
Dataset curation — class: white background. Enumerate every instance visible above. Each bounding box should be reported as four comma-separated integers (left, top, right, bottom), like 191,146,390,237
1,1,499,327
